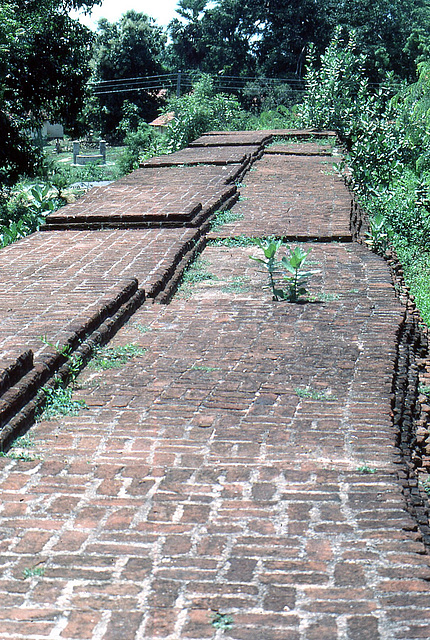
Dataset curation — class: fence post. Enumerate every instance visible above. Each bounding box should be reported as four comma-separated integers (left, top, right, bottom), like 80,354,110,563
72,141,80,165
99,140,106,164
176,70,182,98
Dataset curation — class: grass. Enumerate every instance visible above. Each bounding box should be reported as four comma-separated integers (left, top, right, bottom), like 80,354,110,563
0,433,40,462
311,292,341,302
221,276,252,294
295,387,337,401
89,343,147,371
177,257,218,298
211,613,234,630
0,450,38,462
357,464,376,474
209,236,257,248
210,209,244,231
132,323,152,334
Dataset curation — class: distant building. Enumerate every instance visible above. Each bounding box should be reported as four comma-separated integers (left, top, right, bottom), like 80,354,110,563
149,112,175,133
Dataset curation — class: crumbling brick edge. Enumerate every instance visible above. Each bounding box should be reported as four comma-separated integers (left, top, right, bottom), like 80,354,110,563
351,190,430,549
0,281,146,452
387,252,430,548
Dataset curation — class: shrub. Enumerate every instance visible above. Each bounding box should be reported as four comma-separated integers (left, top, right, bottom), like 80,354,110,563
163,75,248,151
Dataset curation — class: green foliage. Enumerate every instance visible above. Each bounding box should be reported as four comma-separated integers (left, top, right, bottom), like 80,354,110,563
295,387,337,401
299,28,369,136
281,246,315,302
210,209,244,231
0,0,99,185
163,75,248,151
23,566,45,579
0,182,63,247
211,612,234,630
90,11,167,137
38,386,87,421
250,240,314,302
364,213,393,256
177,256,218,298
89,343,147,370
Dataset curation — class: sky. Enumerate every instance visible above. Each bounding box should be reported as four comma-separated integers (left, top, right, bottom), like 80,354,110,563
73,0,181,29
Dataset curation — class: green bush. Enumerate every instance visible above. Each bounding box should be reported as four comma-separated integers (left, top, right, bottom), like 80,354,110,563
163,75,248,151
299,28,369,137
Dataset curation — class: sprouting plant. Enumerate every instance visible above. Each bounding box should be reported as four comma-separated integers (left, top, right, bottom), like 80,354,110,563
250,240,315,302
281,246,314,302
211,612,234,630
365,213,393,255
23,565,45,579
250,238,282,299
40,336,83,386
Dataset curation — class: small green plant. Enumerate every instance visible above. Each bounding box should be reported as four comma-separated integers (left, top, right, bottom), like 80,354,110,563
357,464,376,474
40,336,83,386
312,292,341,302
89,343,147,371
365,213,393,255
191,365,221,372
38,386,87,421
211,612,234,630
0,450,38,462
419,477,430,494
419,385,430,397
209,236,256,247
0,433,40,461
295,387,337,401
132,323,152,334
221,276,251,294
177,257,218,298
210,209,244,231
23,566,45,579
250,240,314,302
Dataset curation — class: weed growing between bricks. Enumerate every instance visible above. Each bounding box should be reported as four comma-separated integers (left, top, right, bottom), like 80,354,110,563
176,256,218,298
88,343,147,371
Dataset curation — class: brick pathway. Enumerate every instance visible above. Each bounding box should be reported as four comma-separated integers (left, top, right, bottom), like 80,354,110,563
0,131,429,640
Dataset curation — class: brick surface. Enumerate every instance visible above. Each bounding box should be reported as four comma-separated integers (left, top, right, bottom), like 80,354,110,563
46,165,240,226
208,154,352,239
0,227,197,366
0,133,429,640
141,145,260,167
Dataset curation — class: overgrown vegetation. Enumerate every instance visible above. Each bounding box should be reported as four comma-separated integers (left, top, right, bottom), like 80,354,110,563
299,31,430,325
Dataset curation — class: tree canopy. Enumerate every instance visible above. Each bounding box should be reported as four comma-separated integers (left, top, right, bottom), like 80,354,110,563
0,0,100,183
90,10,168,137
167,0,430,81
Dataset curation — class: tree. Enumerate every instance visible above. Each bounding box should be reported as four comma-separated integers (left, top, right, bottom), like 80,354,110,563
168,0,430,82
1,0,100,185
329,0,430,82
90,11,168,138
